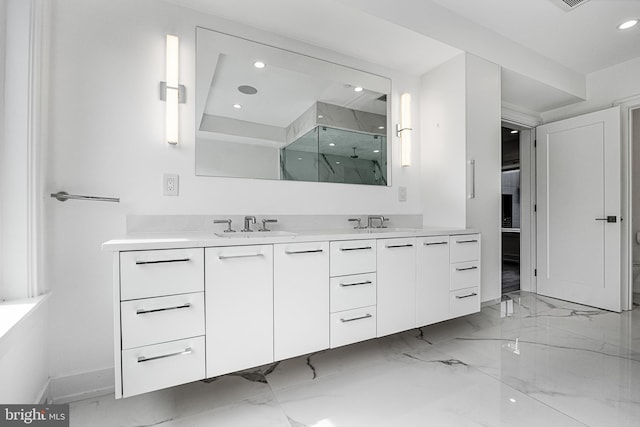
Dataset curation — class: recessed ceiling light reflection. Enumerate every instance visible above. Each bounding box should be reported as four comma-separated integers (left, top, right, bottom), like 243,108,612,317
354,86,363,92
618,19,638,30
297,157,303,160
509,398,517,403
329,143,335,147
510,130,518,134
233,104,242,109
253,61,266,68
336,161,341,164
373,149,380,153
378,126,385,130
318,115,324,119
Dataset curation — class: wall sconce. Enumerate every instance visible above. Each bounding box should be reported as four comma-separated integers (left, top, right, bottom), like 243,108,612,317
160,34,186,145
396,93,412,167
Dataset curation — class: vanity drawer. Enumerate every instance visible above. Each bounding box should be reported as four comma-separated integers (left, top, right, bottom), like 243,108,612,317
120,292,205,349
120,248,204,301
449,287,480,318
121,336,205,398
330,273,376,313
450,261,481,291
330,306,376,348
330,240,376,276
450,234,480,264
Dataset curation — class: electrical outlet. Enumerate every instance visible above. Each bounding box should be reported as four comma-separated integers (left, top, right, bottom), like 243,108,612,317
398,186,407,202
163,173,179,196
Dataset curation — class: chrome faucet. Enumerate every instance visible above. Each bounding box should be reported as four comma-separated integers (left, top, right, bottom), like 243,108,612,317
213,218,235,232
348,218,366,229
367,215,389,228
259,218,278,232
242,216,256,232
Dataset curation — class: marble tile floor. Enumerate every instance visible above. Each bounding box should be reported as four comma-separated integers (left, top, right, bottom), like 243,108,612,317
70,292,640,427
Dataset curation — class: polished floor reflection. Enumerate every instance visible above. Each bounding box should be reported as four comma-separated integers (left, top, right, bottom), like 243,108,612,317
70,292,640,426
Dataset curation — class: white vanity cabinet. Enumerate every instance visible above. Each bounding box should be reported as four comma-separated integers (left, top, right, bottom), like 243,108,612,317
107,229,481,399
273,242,329,360
205,245,274,378
449,234,481,317
416,236,451,326
329,240,377,348
116,248,206,398
376,238,417,337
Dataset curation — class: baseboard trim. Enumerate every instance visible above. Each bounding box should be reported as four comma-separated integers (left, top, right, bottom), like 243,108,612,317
50,367,114,404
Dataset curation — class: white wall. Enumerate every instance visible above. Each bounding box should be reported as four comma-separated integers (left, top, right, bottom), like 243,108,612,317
45,0,423,399
542,57,640,124
465,54,501,303
420,54,467,227
0,298,49,403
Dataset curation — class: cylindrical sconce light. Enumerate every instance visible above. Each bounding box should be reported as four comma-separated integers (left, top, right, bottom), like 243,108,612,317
397,93,412,167
161,34,186,145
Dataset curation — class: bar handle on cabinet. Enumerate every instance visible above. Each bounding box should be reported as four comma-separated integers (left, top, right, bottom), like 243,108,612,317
137,347,192,363
340,313,373,323
456,239,478,244
424,241,448,246
455,293,478,300
340,246,372,252
340,280,373,287
218,253,264,260
136,303,191,315
385,244,414,249
135,258,190,265
285,249,324,255
455,266,478,272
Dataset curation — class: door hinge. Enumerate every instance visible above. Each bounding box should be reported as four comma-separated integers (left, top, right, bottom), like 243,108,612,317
534,204,537,212
534,140,537,148
534,269,537,277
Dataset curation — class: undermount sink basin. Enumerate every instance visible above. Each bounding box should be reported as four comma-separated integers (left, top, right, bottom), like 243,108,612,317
215,230,297,238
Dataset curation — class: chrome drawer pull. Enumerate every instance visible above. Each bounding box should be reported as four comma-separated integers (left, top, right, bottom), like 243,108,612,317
340,313,373,323
218,253,264,260
456,293,478,300
135,258,190,265
456,266,478,272
340,246,372,252
456,239,478,244
340,280,373,287
136,303,191,315
385,244,414,249
424,241,448,246
137,347,192,363
285,249,324,255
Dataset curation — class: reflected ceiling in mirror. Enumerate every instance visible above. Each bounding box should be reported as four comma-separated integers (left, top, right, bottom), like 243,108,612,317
196,27,391,186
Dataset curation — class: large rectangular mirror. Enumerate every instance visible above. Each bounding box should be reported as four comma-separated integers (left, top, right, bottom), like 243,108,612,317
196,27,392,186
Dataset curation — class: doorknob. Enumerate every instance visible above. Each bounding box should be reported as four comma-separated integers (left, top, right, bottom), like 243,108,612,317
595,216,617,223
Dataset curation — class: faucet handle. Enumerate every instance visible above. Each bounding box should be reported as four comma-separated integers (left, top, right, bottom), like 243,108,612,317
348,218,365,229
259,218,278,232
214,219,235,232
381,217,390,228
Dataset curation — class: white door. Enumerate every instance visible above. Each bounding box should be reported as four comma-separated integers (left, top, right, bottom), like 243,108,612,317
536,106,621,312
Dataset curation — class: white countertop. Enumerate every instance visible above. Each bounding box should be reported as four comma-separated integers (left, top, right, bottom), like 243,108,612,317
102,226,478,252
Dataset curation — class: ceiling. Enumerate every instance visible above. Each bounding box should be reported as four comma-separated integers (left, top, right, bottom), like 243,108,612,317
430,0,640,75
168,0,640,113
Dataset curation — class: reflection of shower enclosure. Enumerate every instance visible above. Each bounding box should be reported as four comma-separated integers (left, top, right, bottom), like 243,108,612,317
281,126,387,185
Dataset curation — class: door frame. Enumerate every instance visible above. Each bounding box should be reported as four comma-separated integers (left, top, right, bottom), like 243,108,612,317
617,96,640,311
501,109,539,295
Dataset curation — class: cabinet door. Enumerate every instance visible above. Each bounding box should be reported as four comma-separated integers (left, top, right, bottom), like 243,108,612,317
274,242,329,360
205,245,273,378
416,236,450,326
376,237,416,337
